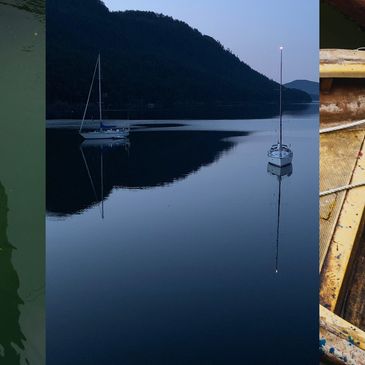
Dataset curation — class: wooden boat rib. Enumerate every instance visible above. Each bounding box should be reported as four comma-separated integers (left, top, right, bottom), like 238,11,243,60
321,49,365,123
320,49,365,78
320,49,365,364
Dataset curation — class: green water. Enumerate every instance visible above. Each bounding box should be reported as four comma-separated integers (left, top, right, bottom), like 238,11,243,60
0,2,44,364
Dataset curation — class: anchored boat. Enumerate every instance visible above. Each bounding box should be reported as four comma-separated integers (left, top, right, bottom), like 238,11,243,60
267,47,293,167
79,54,129,140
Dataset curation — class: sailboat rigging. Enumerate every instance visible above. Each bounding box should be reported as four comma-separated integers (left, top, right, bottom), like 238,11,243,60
268,46,293,167
79,54,130,140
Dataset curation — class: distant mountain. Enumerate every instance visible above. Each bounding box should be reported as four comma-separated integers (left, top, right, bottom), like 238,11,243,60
47,0,311,119
284,80,319,101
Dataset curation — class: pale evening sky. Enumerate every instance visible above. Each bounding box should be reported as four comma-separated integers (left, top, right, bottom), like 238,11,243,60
102,0,318,83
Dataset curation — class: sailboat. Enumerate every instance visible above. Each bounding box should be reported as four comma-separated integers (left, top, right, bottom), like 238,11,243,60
79,54,130,140
267,162,292,274
268,46,293,167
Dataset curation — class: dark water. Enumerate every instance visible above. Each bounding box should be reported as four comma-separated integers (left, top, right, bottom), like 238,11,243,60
47,108,318,364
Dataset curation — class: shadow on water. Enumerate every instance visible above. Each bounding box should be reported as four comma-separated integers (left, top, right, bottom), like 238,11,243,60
0,182,26,364
46,129,249,216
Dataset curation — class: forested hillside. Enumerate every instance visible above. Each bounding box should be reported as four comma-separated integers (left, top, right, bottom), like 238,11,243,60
47,0,311,119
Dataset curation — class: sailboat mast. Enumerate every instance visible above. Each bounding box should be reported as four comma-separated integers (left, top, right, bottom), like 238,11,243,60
98,54,103,123
279,46,283,148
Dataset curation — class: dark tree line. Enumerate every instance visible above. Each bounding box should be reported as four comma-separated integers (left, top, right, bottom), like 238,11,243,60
47,0,311,119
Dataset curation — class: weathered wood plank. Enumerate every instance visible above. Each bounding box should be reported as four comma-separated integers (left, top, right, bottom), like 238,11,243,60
320,131,365,311
319,129,364,269
320,49,365,78
342,232,365,331
320,79,365,123
320,306,365,364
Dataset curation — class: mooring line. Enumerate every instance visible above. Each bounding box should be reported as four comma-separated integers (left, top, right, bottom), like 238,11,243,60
320,118,365,196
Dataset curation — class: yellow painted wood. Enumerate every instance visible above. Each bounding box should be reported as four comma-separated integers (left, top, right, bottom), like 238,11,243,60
320,49,365,78
320,132,365,311
320,306,365,365
321,64,365,78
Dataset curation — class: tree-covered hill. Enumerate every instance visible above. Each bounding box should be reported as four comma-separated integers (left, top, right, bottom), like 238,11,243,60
285,80,319,101
47,0,311,119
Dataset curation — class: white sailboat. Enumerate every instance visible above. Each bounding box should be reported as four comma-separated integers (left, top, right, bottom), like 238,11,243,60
79,54,129,140
268,46,293,167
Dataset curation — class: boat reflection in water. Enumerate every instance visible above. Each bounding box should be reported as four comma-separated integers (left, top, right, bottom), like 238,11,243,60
267,162,293,274
80,138,131,219
47,129,243,217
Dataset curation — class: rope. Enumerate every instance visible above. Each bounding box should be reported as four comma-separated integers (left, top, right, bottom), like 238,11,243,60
79,57,99,133
320,182,365,197
320,118,365,134
320,118,365,196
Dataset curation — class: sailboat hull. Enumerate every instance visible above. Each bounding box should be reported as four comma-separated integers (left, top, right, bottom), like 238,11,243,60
267,144,293,167
80,130,129,140
268,154,293,167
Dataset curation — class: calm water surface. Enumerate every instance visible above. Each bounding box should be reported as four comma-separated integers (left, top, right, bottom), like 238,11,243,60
47,109,318,364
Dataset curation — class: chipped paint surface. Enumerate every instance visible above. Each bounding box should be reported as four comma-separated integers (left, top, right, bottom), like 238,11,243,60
320,306,365,350
343,233,365,331
320,80,365,123
320,306,365,364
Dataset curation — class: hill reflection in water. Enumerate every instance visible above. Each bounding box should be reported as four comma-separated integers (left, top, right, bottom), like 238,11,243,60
46,128,249,216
